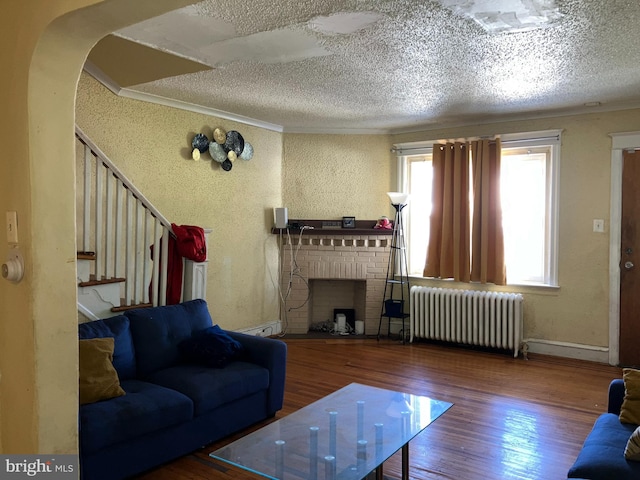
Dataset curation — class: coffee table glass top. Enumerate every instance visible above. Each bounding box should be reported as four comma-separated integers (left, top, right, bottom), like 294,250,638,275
210,382,453,480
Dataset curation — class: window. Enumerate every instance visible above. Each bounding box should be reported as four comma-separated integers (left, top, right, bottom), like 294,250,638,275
398,131,559,286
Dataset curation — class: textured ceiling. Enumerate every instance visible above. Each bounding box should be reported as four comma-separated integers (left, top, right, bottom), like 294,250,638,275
91,0,640,133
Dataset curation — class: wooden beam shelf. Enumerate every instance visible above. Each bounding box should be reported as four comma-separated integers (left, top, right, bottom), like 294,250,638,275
271,219,393,235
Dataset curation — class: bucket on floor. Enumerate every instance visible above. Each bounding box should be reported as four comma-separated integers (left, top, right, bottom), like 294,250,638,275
355,320,364,335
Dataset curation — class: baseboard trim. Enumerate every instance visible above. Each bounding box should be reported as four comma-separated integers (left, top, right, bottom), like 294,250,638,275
524,338,610,364
236,320,282,337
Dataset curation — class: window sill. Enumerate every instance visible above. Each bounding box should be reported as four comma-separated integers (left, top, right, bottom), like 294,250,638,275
407,275,560,295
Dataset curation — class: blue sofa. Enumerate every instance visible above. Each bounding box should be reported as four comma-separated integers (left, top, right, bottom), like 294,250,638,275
568,379,640,479
78,299,287,480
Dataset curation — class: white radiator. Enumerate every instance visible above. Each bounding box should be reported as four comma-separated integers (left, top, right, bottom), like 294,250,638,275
410,286,523,357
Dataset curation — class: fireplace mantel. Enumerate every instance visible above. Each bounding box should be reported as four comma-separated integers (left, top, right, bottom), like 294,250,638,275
272,219,392,236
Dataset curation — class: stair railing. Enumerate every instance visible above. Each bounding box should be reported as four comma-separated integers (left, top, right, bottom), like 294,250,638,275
76,126,174,310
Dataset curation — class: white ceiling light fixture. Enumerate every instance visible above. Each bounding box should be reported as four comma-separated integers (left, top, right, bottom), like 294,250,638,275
438,0,563,34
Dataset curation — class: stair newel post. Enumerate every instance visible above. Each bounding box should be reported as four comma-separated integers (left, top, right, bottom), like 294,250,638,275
182,228,211,302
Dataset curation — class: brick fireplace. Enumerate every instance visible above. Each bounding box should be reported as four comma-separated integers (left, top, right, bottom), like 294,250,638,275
278,226,392,335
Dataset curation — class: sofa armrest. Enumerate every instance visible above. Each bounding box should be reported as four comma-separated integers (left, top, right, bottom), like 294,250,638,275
608,378,625,415
227,331,287,415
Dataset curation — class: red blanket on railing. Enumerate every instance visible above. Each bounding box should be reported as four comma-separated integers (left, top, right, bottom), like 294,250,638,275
172,224,207,263
150,224,206,304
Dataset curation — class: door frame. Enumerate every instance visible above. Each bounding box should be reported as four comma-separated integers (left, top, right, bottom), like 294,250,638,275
609,131,640,366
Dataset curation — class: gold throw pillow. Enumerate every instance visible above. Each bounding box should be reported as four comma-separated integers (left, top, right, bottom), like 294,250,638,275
620,368,640,425
79,337,125,405
625,426,640,461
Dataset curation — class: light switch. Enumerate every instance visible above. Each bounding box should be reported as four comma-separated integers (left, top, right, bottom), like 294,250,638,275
6,211,18,244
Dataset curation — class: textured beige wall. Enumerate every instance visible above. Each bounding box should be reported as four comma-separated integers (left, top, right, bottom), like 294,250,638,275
283,133,395,220
393,109,640,348
76,73,283,330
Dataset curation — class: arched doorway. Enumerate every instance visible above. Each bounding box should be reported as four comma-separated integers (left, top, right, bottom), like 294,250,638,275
0,0,195,455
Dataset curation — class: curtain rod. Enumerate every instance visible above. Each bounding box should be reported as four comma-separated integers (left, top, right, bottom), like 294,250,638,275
391,134,561,153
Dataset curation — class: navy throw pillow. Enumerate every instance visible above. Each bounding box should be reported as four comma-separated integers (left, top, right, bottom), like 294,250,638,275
178,325,244,368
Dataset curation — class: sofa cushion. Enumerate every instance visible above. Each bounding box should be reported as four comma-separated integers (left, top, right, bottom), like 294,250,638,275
79,338,126,405
126,299,213,377
79,315,136,380
178,325,244,368
568,413,640,479
146,362,269,416
620,368,640,425
79,379,194,455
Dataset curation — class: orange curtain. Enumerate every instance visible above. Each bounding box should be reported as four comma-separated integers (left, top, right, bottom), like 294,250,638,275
470,139,506,285
424,142,470,282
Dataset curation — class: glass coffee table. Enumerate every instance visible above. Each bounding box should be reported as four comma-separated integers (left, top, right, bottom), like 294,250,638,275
210,383,453,480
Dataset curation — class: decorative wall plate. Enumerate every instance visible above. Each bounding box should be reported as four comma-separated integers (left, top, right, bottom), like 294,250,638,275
213,128,227,144
224,131,245,156
209,142,227,163
191,133,210,153
240,142,254,160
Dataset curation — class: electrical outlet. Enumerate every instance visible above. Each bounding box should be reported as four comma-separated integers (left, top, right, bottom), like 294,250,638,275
593,219,605,233
6,211,18,244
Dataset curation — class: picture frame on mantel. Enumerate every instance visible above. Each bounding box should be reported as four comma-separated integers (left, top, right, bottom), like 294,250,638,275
342,216,356,228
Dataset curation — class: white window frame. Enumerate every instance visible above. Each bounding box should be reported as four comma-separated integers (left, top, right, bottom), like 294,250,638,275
393,130,561,287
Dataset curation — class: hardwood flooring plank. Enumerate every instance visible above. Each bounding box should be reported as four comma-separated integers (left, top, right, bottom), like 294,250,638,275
133,339,621,480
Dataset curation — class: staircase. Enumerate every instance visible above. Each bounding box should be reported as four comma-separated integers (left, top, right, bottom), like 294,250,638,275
75,127,209,320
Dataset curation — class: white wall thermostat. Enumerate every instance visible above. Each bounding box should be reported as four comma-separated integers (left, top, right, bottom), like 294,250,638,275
2,248,24,283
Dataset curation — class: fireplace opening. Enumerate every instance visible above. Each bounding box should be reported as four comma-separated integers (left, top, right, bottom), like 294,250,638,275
308,279,366,333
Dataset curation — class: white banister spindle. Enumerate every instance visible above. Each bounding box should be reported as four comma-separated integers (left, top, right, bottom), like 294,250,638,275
125,190,135,306
135,201,145,304
180,257,186,303
142,211,151,304
94,161,104,280
114,182,124,279
151,220,162,306
105,170,114,279
159,231,169,306
83,146,92,252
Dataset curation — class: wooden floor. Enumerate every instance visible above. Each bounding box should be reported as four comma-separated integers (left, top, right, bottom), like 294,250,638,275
135,338,622,480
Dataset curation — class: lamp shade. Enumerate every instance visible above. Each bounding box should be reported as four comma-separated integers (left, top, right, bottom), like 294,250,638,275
387,192,410,205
